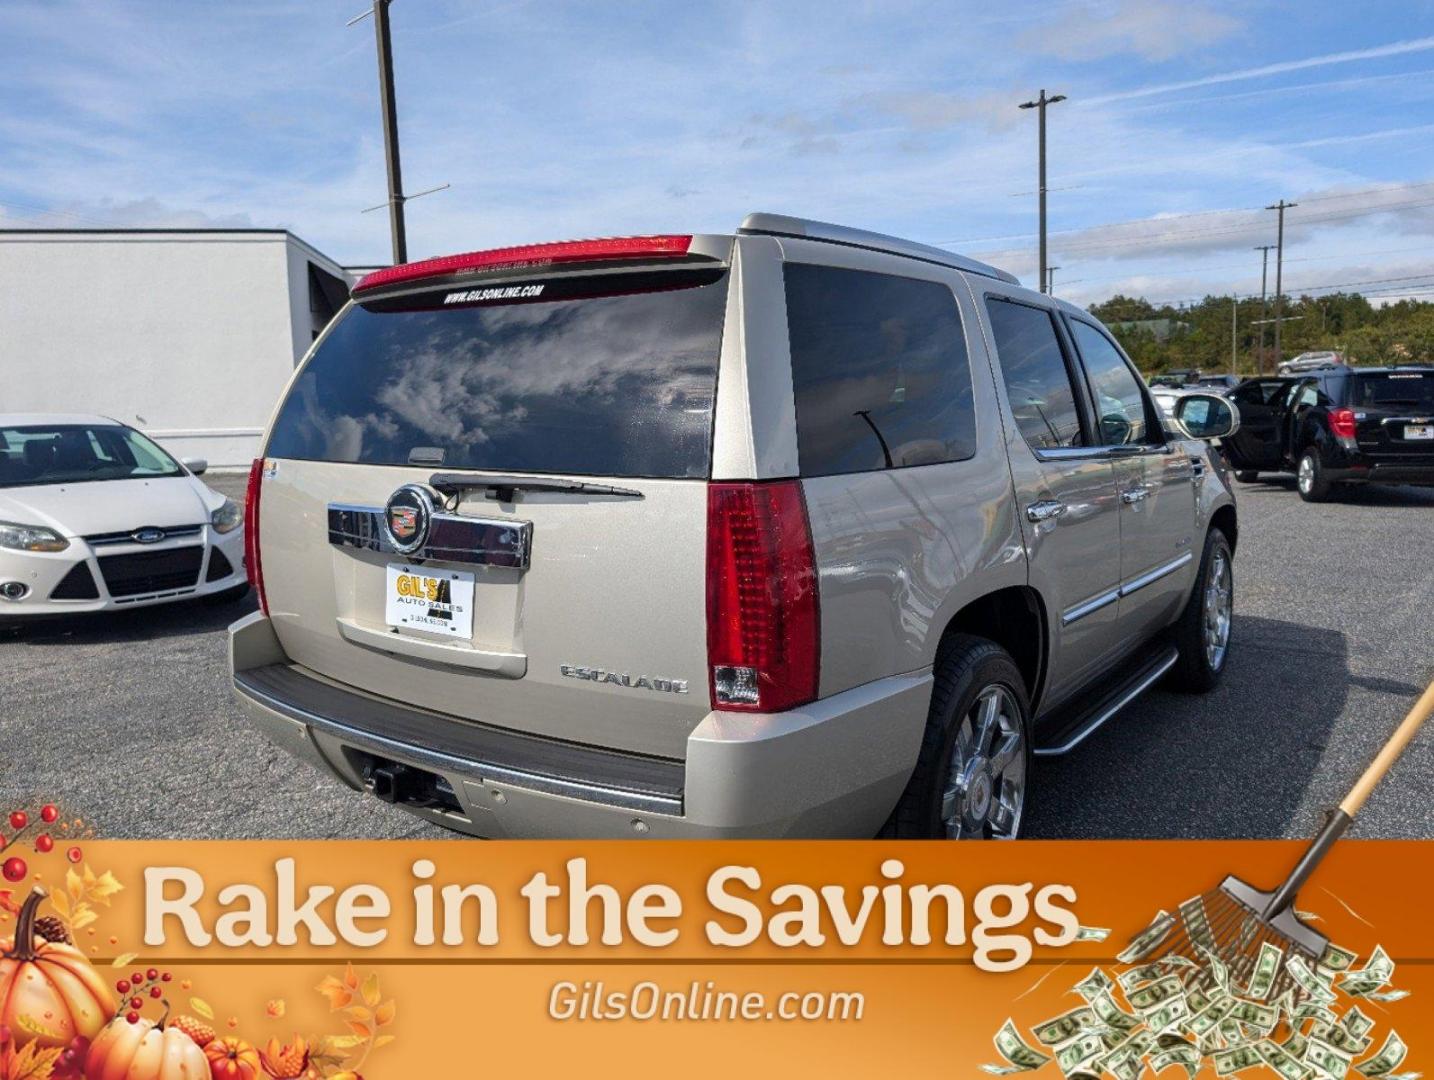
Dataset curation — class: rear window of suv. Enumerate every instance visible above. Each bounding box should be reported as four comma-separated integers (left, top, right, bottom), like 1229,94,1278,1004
783,263,975,476
265,269,729,479
1350,371,1434,410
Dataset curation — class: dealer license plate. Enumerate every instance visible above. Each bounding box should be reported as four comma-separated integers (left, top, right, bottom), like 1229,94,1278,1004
384,563,475,639
1404,424,1433,440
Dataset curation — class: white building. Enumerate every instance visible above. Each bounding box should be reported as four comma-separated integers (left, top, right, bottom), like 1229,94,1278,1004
0,229,354,468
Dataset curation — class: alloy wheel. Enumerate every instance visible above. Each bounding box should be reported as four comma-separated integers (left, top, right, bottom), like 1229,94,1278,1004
1204,548,1232,670
1297,455,1314,494
940,685,1025,839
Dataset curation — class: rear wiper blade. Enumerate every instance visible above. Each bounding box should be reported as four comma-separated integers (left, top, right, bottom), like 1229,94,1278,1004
428,472,644,500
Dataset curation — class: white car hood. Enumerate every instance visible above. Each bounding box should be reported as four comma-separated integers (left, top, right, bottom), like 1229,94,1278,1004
0,476,221,538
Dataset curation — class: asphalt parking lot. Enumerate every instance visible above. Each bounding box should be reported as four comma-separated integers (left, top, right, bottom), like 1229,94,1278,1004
1,473,1431,840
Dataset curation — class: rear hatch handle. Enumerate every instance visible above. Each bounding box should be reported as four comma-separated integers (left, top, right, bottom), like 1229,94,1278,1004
428,473,644,502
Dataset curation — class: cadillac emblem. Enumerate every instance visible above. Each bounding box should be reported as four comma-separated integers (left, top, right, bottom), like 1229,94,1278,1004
383,484,436,555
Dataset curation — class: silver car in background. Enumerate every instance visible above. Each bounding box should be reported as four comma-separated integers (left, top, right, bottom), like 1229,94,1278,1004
229,214,1239,839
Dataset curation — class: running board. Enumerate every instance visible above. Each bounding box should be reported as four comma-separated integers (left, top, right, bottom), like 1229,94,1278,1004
1033,644,1179,756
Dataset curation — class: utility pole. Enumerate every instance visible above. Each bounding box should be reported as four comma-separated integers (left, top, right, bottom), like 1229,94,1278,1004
1231,296,1238,375
1265,200,1297,370
1019,90,1066,294
373,0,406,264
1046,266,1060,295
1254,245,1274,375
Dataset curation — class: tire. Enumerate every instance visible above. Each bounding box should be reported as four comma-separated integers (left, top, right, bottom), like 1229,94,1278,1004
883,635,1032,839
1167,528,1234,693
203,582,251,606
1234,470,1259,483
1295,448,1333,502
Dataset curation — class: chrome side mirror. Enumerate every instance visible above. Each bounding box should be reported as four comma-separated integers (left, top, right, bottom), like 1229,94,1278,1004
1173,394,1240,440
181,456,209,476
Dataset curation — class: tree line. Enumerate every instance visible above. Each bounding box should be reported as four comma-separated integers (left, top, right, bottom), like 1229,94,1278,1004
1087,291,1434,376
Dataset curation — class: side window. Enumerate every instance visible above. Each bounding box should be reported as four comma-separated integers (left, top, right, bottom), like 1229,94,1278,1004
783,263,976,476
1295,382,1321,408
985,298,1086,450
1068,319,1156,446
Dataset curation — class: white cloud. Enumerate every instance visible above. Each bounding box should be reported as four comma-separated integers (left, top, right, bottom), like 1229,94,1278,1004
1021,0,1239,63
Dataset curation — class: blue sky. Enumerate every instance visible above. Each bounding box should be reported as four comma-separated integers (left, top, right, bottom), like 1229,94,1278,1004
5,0,1434,307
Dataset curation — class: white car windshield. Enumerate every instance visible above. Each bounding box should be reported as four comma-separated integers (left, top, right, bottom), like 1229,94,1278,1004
0,423,183,488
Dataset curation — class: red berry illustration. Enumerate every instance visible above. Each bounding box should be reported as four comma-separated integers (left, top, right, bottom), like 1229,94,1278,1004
126,1011,139,1024
146,967,159,981
2,857,26,882
35,834,54,853
8,811,26,831
131,972,143,985
116,979,130,993
150,986,162,999
129,996,143,1010
40,805,58,823
161,972,172,982
66,846,82,863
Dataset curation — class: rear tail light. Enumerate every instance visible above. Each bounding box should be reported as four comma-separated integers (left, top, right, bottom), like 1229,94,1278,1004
353,235,694,295
706,481,820,713
244,458,267,615
1329,407,1358,440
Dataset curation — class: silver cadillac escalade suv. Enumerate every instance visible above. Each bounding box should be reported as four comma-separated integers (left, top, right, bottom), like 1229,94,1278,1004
229,214,1239,839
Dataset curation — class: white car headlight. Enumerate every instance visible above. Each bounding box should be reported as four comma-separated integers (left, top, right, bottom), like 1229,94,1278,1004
210,498,243,534
0,520,70,553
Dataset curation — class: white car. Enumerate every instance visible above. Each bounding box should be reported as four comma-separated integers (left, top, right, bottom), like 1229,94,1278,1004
0,414,248,622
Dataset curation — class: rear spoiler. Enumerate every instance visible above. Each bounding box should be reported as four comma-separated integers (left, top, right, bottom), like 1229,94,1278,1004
352,235,699,297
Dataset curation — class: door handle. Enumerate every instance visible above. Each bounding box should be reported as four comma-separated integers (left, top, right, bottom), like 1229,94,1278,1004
1189,457,1206,479
1026,500,1067,523
1121,487,1150,504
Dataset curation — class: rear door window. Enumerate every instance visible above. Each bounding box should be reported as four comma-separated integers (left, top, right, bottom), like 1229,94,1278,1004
1067,319,1160,446
265,269,729,479
985,298,1087,450
783,264,976,476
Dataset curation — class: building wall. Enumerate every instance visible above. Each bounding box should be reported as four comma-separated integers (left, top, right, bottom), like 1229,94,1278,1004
0,231,351,468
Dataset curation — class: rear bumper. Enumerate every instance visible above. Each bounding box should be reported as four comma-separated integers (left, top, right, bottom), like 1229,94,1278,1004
228,611,929,838
1323,459,1434,485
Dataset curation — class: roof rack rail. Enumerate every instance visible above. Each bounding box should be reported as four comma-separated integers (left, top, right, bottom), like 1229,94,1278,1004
737,212,1020,285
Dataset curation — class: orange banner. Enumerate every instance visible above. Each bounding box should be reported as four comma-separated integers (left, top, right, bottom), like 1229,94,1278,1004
0,840,1427,1078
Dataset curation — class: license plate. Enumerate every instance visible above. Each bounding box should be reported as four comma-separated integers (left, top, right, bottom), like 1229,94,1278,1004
1405,424,1434,440
385,563,474,638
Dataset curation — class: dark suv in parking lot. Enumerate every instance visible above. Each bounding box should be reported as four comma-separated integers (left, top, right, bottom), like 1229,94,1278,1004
1224,366,1434,500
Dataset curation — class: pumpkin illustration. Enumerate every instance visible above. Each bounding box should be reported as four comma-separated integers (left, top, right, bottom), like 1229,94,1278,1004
84,1011,208,1080
204,1036,262,1080
0,887,115,1050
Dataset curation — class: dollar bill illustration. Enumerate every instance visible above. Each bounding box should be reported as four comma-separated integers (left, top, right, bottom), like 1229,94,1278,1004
1356,1032,1407,1078
1289,955,1339,1005
1308,1037,1355,1079
984,1018,1054,1074
1179,895,1217,952
1091,991,1141,1034
1056,1033,1107,1076
1188,997,1237,1039
1127,974,1185,1014
1033,1006,1099,1046
1118,911,1175,964
1214,1044,1264,1075
1074,967,1114,1002
1259,1038,1313,1080
1075,925,1111,942
1146,996,1191,1034
1320,943,1358,973
1228,999,1278,1033
1246,941,1284,1001
1151,1044,1201,1079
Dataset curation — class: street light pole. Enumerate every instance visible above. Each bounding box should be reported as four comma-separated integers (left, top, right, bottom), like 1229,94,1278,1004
1265,200,1297,370
372,0,407,265
1019,90,1066,294
1254,244,1274,375
1046,266,1060,296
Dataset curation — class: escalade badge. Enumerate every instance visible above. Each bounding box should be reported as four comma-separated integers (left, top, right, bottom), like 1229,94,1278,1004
560,665,689,694
383,484,437,555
